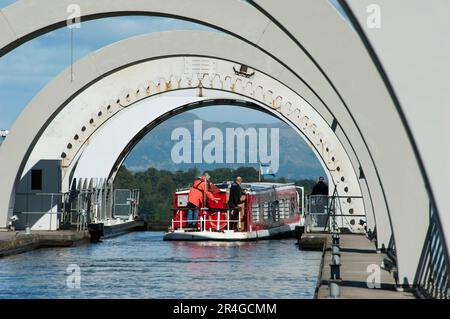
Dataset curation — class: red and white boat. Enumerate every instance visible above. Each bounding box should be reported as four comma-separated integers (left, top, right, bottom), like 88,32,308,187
163,182,305,241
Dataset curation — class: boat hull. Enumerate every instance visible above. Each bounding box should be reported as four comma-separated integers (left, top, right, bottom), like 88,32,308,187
163,223,298,241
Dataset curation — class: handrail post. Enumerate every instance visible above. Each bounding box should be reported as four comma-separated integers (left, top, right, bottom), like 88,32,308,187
238,209,241,232
201,208,208,231
180,211,183,231
217,211,220,231
227,210,230,231
49,193,54,230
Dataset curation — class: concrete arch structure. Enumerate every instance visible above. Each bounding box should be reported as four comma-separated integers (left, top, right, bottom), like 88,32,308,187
0,0,445,286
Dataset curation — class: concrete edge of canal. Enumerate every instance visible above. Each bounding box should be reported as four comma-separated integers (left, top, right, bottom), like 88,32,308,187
297,232,419,299
0,220,145,257
0,231,89,257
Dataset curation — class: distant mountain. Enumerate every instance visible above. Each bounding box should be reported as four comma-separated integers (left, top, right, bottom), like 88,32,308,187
123,112,324,180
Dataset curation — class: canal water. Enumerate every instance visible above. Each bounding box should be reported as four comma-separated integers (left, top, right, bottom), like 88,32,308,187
0,231,322,299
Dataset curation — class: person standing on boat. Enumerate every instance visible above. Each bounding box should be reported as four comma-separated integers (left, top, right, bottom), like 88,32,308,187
187,172,219,228
311,176,329,196
228,176,246,231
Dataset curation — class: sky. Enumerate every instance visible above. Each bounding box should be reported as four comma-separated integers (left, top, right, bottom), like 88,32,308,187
0,0,349,130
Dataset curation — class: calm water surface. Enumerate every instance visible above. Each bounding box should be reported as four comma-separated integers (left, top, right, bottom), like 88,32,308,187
0,231,321,298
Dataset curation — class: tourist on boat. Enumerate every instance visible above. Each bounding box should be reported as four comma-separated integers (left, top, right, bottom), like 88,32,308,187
187,172,219,228
228,176,246,231
311,176,329,196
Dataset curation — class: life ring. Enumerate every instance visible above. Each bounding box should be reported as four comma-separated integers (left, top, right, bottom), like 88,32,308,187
207,211,228,231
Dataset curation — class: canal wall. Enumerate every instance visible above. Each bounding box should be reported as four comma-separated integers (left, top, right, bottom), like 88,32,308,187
145,220,170,231
0,230,89,257
103,220,146,238
0,220,146,257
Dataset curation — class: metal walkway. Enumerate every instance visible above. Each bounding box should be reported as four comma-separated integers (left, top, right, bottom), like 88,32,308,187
316,234,416,299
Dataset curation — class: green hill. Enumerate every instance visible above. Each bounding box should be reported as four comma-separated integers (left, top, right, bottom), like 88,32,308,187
123,112,324,180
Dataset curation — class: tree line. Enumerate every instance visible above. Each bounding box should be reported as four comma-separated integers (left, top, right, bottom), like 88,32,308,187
114,166,317,221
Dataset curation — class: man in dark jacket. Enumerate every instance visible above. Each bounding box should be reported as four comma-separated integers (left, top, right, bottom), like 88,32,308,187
228,176,246,230
311,176,329,196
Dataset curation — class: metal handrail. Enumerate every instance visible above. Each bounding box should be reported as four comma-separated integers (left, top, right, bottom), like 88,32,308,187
171,207,231,211
417,201,450,299
14,185,140,232
305,194,365,233
171,209,242,232
172,219,242,232
306,195,364,199
13,192,65,231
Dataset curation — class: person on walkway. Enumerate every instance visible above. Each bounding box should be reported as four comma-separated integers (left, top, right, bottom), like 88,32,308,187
228,176,246,231
187,172,219,228
311,176,329,196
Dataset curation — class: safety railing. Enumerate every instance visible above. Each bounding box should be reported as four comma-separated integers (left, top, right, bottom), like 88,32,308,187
63,190,94,232
13,192,65,231
170,208,243,232
74,208,88,232
305,195,329,231
63,186,139,230
417,201,450,299
113,188,140,218
13,186,139,232
305,194,365,233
